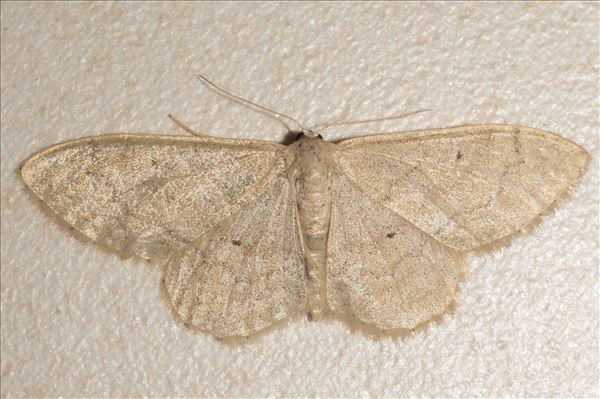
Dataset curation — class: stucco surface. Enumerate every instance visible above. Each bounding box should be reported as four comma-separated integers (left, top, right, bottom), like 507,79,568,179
1,2,598,397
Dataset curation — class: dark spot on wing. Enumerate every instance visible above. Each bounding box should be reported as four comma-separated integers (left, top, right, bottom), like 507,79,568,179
386,231,396,239
456,150,462,160
232,239,241,246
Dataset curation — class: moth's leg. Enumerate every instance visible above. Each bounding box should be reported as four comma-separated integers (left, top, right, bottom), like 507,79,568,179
168,114,210,137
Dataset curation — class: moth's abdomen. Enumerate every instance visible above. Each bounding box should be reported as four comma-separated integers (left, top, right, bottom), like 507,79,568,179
291,138,336,319
297,169,331,242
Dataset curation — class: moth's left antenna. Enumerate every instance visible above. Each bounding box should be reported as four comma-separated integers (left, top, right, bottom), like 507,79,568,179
168,114,207,137
196,73,306,133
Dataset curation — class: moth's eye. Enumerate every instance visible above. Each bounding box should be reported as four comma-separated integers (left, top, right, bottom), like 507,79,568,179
294,132,305,141
317,134,323,139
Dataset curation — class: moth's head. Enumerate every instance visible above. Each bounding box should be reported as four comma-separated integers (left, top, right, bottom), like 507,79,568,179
293,130,323,142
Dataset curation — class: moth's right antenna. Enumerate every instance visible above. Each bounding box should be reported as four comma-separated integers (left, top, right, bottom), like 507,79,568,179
310,109,431,133
196,74,306,133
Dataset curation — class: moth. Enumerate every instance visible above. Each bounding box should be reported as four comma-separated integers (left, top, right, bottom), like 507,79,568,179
21,78,590,338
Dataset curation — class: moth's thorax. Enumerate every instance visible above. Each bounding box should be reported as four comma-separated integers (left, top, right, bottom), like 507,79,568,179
289,137,336,241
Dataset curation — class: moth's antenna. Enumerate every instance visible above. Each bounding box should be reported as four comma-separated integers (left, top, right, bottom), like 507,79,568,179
196,74,306,133
310,109,431,133
168,114,208,137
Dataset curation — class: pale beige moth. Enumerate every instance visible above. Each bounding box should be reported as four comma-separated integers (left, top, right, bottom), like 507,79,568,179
21,86,590,338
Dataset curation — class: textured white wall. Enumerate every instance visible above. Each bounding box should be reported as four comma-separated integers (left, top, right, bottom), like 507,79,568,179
1,2,598,397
